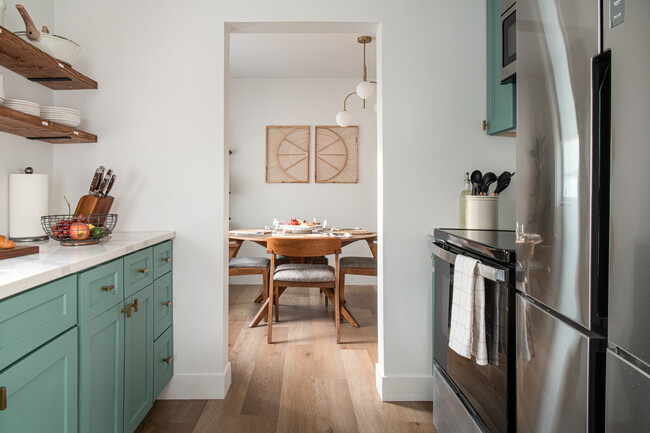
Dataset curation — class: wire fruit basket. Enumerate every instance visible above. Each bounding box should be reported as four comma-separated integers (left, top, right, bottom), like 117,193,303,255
41,214,118,246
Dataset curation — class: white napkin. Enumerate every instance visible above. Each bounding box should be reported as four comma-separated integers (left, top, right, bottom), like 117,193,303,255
448,255,488,366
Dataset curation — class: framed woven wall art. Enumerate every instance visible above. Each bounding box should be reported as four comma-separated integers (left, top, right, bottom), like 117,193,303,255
315,126,358,183
266,126,310,183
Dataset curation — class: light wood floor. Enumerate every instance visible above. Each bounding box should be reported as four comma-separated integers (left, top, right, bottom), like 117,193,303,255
135,284,436,433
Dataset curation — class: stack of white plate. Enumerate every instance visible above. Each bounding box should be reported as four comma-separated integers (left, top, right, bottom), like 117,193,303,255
0,75,5,104
3,99,40,117
40,106,81,128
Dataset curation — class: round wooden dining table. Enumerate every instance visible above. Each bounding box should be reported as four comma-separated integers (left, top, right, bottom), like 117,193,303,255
228,229,377,329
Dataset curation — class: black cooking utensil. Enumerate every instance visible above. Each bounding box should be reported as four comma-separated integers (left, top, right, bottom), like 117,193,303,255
470,170,483,195
481,172,497,195
493,171,516,195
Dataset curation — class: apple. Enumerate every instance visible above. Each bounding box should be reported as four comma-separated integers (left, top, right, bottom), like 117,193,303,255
69,222,90,240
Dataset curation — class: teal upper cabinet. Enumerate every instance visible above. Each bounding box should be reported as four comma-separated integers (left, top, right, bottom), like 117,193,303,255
486,0,516,136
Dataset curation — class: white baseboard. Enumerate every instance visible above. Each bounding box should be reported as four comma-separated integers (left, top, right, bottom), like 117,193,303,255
375,363,433,401
157,362,232,399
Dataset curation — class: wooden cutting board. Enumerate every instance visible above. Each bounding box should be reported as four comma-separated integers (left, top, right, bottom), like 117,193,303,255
0,245,39,260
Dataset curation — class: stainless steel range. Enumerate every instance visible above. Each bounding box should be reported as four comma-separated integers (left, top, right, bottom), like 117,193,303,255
430,229,516,433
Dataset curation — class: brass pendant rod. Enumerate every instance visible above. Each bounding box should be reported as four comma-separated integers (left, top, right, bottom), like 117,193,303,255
343,91,357,110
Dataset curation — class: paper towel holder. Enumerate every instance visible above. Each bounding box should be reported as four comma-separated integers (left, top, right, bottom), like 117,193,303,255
9,167,49,242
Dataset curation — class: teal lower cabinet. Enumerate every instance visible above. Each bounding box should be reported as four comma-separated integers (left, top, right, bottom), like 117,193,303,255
0,328,78,433
0,239,173,433
153,272,173,339
124,284,154,433
79,304,125,433
153,325,174,398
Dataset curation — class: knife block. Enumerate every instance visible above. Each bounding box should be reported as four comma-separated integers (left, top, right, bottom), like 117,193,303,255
74,195,114,226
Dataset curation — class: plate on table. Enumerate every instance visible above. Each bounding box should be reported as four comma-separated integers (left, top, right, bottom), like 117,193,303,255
282,223,322,233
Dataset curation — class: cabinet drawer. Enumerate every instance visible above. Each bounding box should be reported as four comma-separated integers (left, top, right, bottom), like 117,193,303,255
0,275,77,371
153,240,173,280
78,259,124,324
153,325,173,398
153,272,173,339
124,248,154,298
0,328,78,433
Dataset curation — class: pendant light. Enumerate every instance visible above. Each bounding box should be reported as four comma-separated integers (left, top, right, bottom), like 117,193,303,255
336,36,376,127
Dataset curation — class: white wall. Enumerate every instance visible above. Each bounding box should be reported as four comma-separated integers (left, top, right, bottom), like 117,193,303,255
229,78,377,284
0,0,55,234
51,0,516,401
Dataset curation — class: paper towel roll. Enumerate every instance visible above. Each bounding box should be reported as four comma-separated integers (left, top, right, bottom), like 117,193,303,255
9,173,49,241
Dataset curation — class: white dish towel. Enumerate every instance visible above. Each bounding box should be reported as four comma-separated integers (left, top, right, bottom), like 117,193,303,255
448,255,488,366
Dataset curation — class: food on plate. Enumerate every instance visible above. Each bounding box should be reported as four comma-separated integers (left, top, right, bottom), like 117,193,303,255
288,218,320,227
0,235,15,249
69,222,90,240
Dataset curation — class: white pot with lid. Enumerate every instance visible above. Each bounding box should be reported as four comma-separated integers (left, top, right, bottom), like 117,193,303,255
14,4,81,66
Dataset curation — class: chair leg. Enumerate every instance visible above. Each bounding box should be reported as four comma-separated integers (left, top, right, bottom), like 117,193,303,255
334,281,341,344
254,292,264,303
275,287,280,322
340,270,346,314
324,288,328,306
267,283,274,343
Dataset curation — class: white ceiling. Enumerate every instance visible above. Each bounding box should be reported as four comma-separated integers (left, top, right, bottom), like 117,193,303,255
229,33,377,80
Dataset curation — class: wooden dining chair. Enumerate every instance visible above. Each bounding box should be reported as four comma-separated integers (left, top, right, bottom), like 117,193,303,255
229,242,270,325
266,236,345,343
339,239,377,306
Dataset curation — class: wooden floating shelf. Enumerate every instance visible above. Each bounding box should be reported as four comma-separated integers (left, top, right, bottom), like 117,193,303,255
0,26,97,90
0,105,97,143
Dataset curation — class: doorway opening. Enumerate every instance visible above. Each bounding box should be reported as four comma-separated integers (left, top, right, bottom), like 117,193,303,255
225,22,381,390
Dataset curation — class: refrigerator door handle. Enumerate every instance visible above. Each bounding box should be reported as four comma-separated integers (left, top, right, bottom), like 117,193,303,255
590,49,611,332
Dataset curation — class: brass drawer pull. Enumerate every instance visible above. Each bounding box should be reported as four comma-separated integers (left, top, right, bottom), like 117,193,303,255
1,386,6,411
163,356,173,364
131,298,139,313
162,301,172,307
121,306,132,318
101,284,115,292
161,257,171,263
137,268,149,274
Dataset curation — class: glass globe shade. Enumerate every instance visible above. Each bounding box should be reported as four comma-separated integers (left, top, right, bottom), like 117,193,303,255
356,81,376,100
336,110,353,127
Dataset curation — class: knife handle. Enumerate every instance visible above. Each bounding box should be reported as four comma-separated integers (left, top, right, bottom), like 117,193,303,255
89,172,100,194
104,174,116,197
97,177,109,196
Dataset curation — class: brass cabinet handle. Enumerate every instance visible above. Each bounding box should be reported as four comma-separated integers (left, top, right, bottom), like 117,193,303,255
162,356,173,364
121,306,132,318
482,120,490,130
101,284,115,292
162,301,172,307
131,298,139,313
1,386,6,411
137,268,149,274
161,257,171,263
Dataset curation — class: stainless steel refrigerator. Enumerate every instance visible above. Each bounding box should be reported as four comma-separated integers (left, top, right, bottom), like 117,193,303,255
516,0,650,432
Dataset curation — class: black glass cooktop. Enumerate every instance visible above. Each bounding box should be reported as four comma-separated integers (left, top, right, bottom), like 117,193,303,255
434,228,516,264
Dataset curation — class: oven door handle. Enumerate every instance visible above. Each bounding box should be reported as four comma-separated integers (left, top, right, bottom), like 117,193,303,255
431,243,506,283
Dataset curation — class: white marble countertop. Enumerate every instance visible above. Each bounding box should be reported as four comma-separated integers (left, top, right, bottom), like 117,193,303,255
0,231,175,301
